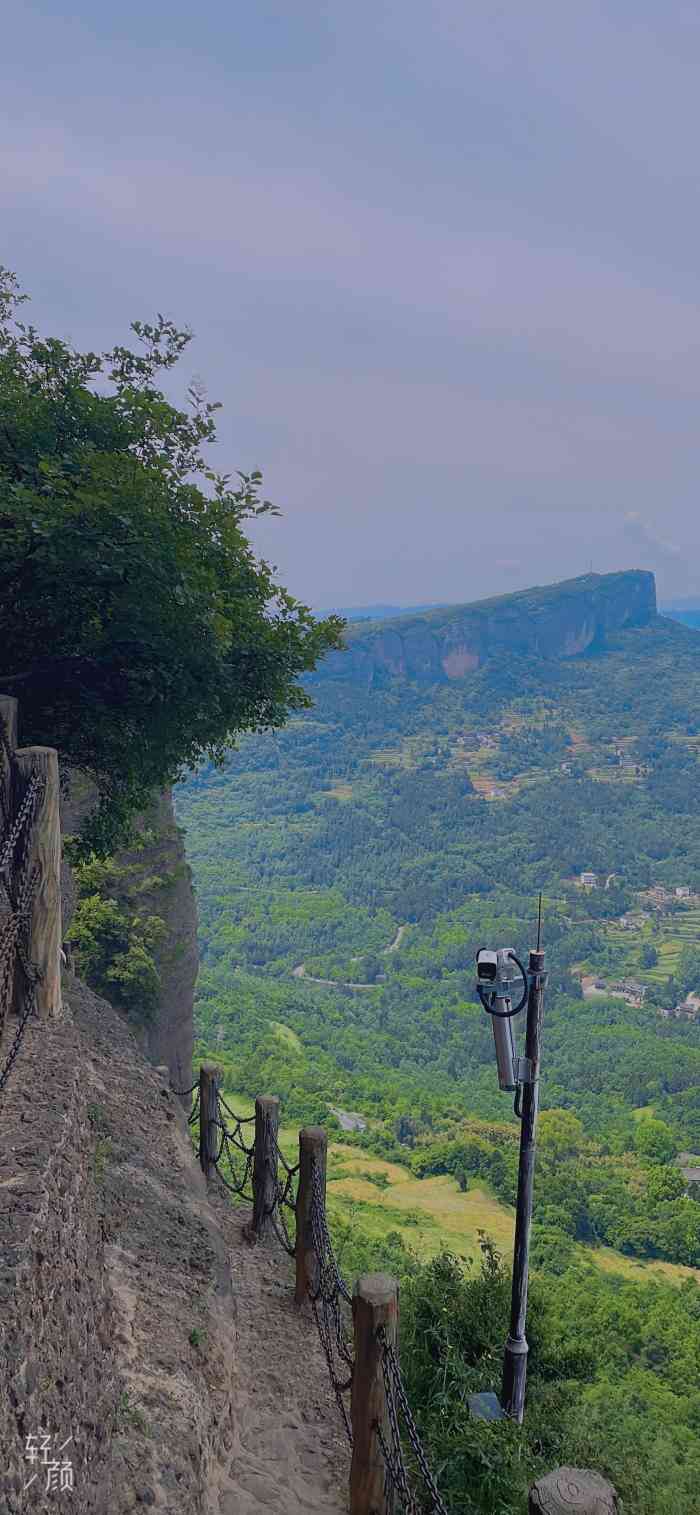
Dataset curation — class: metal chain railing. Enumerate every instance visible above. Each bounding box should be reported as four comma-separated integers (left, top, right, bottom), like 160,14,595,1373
308,1157,355,1443
172,1076,447,1512
214,1092,256,1201
266,1140,299,1256
376,1327,449,1515
0,716,44,1101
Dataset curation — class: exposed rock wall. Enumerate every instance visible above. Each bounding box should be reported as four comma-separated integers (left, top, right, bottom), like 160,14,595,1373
61,781,197,1088
317,569,657,686
114,789,198,1086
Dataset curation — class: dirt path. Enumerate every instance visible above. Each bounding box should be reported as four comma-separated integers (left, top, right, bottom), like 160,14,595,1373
384,923,408,953
210,1194,350,1515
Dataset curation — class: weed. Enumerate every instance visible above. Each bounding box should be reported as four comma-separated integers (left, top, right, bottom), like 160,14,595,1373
93,1137,112,1185
359,1169,391,1190
116,1390,150,1435
87,1101,109,1133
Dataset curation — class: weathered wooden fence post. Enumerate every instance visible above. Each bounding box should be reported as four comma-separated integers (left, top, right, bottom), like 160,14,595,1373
12,745,62,1019
0,695,18,816
252,1094,280,1238
295,1125,327,1304
529,1468,619,1514
350,1273,399,1515
199,1062,221,1179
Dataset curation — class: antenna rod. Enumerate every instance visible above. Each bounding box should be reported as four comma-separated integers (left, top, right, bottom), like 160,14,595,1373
536,892,543,951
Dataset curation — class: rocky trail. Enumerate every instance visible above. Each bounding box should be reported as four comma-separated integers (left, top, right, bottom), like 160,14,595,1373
209,1192,350,1515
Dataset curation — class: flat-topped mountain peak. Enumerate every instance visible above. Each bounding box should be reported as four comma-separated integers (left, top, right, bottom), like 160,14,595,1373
317,569,657,684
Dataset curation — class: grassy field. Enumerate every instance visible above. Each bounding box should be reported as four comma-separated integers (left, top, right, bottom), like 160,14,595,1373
216,1086,699,1289
323,783,354,801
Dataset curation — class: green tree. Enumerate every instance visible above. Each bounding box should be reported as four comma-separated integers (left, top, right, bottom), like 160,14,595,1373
635,1118,677,1166
539,1108,585,1161
645,1164,686,1204
0,268,343,852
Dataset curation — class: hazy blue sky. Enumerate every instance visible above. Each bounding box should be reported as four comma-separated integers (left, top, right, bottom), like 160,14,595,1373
4,3,700,606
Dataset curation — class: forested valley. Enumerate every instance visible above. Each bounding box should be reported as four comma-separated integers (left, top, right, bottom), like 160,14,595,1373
171,604,700,1513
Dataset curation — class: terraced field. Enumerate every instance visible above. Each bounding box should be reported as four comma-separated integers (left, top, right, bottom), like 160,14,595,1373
603,903,700,986
216,1087,699,1289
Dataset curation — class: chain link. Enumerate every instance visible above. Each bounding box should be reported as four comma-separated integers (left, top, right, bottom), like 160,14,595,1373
376,1328,449,1515
0,985,35,1097
213,1095,256,1202
0,772,41,874
308,1158,354,1442
263,1143,299,1255
0,751,44,1102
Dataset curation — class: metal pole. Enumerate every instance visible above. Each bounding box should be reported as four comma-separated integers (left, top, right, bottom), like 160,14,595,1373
501,945,546,1422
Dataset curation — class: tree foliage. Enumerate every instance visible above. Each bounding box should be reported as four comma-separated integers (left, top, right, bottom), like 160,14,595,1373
0,267,343,851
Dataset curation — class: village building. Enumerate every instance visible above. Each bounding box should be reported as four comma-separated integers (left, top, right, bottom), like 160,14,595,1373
676,1153,700,1195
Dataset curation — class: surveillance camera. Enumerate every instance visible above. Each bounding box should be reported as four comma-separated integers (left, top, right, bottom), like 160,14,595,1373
476,949,498,983
475,946,527,1093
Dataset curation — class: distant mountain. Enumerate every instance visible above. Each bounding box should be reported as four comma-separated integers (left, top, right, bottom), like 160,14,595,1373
662,604,700,630
318,570,657,685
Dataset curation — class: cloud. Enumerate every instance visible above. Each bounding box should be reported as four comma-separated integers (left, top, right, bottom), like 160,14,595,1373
623,512,683,560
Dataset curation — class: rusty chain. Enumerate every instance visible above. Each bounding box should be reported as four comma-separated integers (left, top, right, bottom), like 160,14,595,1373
308,1157,354,1442
0,733,44,1102
170,1079,198,1097
213,1094,256,1202
264,1141,299,1256
376,1327,449,1515
0,985,36,1098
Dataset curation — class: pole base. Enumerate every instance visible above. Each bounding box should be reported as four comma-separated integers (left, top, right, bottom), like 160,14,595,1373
502,1335,529,1424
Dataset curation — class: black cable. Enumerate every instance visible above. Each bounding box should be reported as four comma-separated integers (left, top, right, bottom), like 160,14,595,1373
475,950,528,1018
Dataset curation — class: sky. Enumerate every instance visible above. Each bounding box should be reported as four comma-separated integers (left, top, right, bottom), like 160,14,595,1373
3,2,700,608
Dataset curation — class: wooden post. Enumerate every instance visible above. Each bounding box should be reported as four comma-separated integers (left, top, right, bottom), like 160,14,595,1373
529,1468,618,1514
350,1273,399,1515
252,1094,280,1238
0,695,18,818
12,746,62,1019
295,1126,327,1304
199,1062,221,1179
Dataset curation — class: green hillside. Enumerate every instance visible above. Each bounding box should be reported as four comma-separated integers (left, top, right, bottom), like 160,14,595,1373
175,587,700,1514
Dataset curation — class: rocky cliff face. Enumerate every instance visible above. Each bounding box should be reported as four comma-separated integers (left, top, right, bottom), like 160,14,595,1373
114,789,198,1085
317,570,657,686
61,782,197,1086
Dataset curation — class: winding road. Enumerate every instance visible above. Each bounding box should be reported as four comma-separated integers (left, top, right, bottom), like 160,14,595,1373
291,923,408,990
